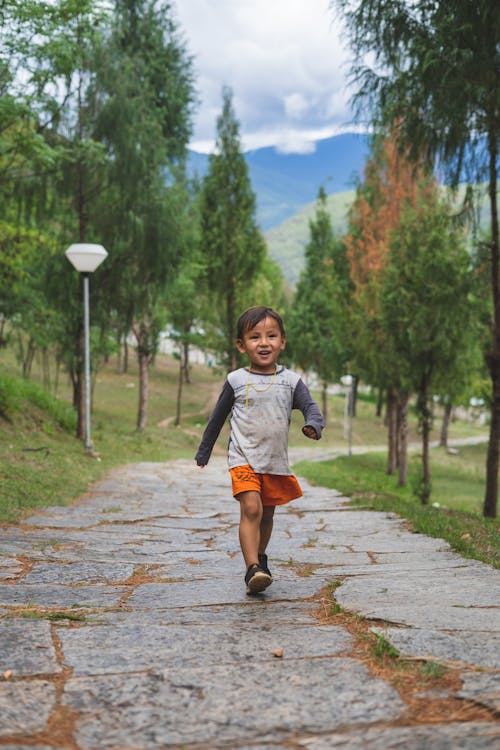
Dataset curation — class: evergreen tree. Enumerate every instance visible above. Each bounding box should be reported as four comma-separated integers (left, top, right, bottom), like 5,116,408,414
199,87,265,370
381,185,475,502
289,187,350,423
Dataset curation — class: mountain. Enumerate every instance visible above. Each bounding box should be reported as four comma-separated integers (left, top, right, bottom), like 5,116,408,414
187,132,370,231
265,190,355,286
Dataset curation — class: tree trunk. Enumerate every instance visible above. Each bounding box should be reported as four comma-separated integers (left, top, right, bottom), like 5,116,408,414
133,318,151,432
395,390,402,469
123,336,129,373
439,401,452,448
376,387,384,418
53,353,61,398
183,339,191,384
175,356,183,427
116,329,122,373
483,126,500,518
320,382,328,427
397,391,409,487
351,375,358,417
136,342,149,431
419,381,432,505
42,347,50,390
386,387,398,475
227,280,236,371
22,336,36,379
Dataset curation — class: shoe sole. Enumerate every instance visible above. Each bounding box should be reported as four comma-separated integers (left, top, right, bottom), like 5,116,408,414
246,571,272,594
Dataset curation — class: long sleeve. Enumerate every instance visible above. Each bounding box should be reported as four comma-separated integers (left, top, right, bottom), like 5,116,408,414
292,378,325,439
194,380,235,465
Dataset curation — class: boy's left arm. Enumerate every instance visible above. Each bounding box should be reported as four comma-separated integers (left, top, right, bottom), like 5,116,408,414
293,379,325,440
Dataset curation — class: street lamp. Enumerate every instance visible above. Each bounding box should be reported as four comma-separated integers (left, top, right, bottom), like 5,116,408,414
65,243,108,453
340,374,354,457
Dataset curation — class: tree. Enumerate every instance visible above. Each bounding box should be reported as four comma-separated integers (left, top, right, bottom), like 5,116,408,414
1,0,111,440
381,185,475,501
89,0,196,430
343,131,425,474
331,0,500,516
289,187,350,422
199,87,266,370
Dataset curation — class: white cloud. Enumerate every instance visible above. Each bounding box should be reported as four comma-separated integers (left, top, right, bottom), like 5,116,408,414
284,93,310,120
173,0,355,154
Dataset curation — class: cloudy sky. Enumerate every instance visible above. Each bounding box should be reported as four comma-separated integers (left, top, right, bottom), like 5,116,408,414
173,0,357,154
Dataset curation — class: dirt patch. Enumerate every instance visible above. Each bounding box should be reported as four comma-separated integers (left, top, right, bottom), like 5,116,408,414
312,586,498,726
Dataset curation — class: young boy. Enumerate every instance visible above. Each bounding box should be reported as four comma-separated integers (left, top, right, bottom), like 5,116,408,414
195,306,324,594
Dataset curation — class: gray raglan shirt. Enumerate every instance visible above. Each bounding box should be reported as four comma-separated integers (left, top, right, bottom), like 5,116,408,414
195,366,324,475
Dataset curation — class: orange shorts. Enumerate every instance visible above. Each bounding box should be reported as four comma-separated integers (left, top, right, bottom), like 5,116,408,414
229,464,303,506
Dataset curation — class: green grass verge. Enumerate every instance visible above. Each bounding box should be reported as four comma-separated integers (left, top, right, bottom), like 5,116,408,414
0,355,219,523
294,451,499,568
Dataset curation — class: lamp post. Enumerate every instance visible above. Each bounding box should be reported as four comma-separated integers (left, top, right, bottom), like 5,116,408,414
65,243,108,453
340,374,354,457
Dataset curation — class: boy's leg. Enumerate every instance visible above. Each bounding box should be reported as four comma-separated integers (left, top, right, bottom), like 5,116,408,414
259,505,275,554
237,490,263,567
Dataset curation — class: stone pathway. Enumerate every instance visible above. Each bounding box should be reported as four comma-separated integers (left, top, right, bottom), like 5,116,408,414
0,458,499,749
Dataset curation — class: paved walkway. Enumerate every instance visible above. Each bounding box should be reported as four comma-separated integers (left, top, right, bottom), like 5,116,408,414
0,458,499,749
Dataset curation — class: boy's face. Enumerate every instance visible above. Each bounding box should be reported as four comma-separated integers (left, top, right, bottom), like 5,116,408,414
236,316,286,373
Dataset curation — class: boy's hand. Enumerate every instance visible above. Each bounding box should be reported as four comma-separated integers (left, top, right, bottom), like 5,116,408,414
302,425,319,440
196,461,206,468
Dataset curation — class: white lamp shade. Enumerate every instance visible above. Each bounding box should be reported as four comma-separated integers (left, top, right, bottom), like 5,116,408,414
65,243,108,273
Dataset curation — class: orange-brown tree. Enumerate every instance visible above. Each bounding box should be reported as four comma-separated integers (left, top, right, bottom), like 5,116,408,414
344,130,425,481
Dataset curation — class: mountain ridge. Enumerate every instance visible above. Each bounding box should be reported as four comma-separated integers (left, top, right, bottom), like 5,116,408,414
187,132,370,230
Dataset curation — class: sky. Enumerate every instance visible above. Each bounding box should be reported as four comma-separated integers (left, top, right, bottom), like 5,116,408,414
172,0,357,155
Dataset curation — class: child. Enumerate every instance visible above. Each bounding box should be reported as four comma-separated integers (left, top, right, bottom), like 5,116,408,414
195,306,324,594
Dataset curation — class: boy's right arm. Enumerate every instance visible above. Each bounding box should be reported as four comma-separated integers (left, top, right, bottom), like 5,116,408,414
195,380,234,466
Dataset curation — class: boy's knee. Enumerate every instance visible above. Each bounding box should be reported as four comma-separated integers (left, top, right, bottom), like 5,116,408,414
238,492,262,522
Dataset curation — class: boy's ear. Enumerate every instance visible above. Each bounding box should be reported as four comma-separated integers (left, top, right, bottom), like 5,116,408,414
236,339,246,354
280,336,287,350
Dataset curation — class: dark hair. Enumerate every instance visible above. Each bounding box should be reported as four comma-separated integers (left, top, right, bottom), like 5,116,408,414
236,306,286,340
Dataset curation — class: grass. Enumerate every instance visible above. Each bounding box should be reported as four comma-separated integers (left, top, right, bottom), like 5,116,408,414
294,449,499,568
0,351,221,523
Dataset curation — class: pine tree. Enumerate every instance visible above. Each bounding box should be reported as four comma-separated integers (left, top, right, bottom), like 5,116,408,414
199,87,265,370
381,186,475,501
289,187,350,423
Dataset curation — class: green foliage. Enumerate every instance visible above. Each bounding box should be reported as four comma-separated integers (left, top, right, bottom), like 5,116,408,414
332,0,498,185
86,0,196,427
289,187,352,394
199,87,266,369
331,0,500,517
380,183,477,500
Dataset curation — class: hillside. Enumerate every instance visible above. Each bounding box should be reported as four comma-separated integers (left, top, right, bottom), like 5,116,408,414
265,190,355,285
